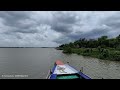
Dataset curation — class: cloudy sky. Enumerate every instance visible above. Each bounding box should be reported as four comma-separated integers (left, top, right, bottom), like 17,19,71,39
0,11,120,47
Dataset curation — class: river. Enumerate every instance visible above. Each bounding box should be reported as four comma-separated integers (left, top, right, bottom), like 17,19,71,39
0,48,120,79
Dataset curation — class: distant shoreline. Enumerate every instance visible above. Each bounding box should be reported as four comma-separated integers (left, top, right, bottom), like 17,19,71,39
0,47,56,48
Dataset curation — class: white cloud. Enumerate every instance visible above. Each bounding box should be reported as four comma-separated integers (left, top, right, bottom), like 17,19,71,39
0,11,120,47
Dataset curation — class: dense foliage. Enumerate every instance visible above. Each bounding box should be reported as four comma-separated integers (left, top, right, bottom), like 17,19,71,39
58,35,120,61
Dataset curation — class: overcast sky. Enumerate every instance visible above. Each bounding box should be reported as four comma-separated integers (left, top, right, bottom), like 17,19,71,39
0,11,120,47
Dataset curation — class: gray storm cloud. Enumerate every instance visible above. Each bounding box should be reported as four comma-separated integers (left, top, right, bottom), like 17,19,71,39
0,11,119,47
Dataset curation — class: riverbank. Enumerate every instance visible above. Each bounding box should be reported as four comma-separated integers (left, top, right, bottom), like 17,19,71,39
58,47,120,61
58,35,120,61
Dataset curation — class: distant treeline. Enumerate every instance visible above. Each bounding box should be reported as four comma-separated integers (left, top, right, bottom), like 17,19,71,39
0,47,55,48
58,35,120,61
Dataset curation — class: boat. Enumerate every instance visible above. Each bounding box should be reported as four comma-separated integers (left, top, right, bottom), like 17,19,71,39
46,60,91,79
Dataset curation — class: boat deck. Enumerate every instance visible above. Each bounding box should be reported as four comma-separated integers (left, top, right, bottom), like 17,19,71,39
53,64,78,75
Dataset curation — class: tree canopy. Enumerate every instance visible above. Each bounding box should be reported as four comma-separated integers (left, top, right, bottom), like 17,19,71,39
59,35,120,50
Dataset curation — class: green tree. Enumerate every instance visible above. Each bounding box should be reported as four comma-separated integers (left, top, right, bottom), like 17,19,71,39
63,47,72,54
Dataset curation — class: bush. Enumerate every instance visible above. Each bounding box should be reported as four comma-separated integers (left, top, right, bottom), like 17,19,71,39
77,52,81,55
98,49,110,59
114,55,120,61
63,47,72,54
98,54,105,59
109,52,120,61
82,53,90,56
83,49,90,53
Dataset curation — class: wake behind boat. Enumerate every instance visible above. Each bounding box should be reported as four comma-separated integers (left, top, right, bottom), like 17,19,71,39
46,60,91,79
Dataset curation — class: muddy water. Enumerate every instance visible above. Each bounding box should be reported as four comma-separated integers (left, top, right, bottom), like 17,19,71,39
0,48,120,79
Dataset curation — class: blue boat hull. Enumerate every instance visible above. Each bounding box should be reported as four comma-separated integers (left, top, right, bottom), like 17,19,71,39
48,62,91,79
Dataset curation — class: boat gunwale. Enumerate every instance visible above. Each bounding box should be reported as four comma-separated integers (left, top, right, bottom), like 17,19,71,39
48,61,91,79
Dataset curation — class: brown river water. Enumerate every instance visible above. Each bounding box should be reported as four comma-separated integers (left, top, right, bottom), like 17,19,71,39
0,48,120,79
